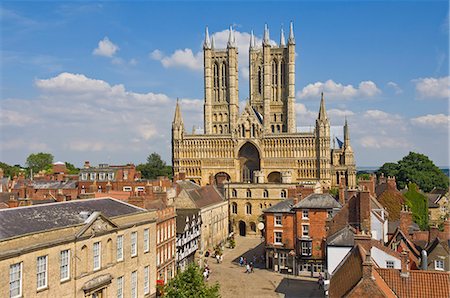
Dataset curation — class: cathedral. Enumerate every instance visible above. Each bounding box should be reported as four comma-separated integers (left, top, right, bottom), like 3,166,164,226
172,23,356,190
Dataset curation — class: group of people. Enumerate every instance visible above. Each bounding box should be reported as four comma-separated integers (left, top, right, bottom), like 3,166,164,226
239,256,255,273
203,264,211,281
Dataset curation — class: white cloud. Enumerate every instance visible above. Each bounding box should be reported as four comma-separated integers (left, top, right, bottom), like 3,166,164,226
387,81,403,94
411,114,450,128
359,136,411,149
93,37,119,57
413,76,450,99
150,48,202,70
297,79,381,100
363,109,402,125
328,109,354,118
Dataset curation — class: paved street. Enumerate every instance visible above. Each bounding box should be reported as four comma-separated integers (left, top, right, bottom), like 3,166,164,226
205,236,325,298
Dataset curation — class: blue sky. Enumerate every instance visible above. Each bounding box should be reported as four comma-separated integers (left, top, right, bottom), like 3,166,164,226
1,1,449,167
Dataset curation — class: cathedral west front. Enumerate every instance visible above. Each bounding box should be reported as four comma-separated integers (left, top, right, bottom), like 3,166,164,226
172,23,356,193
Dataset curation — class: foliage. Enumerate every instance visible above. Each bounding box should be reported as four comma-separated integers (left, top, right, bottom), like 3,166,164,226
0,162,23,178
377,191,405,221
377,152,449,192
65,162,80,175
404,183,429,230
357,173,371,181
26,152,54,174
228,237,235,249
163,263,220,298
137,153,172,179
328,187,339,199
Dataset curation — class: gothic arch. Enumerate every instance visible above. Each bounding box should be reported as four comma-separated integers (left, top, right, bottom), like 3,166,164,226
267,171,282,183
238,142,261,183
214,172,230,185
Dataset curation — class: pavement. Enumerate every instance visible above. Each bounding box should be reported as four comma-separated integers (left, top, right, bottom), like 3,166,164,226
205,236,325,298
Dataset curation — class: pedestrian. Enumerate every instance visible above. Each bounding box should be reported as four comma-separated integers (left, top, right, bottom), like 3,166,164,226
219,254,223,263
245,263,251,274
243,257,247,265
239,256,244,266
216,254,220,263
318,273,324,289
203,268,208,281
250,262,254,273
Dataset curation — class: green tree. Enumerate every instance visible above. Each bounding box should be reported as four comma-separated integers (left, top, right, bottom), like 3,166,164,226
65,162,80,175
137,153,172,179
404,183,429,230
164,264,220,298
0,162,23,178
25,152,54,174
377,152,448,192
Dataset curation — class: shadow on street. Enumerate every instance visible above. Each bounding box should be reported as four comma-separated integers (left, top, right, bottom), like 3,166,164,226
231,241,266,268
275,278,325,298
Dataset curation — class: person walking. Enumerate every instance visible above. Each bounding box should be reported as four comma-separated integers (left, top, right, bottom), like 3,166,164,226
239,256,244,266
250,262,254,273
318,273,324,289
245,263,251,274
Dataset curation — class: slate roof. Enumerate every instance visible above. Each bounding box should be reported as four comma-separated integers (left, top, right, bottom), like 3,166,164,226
293,193,341,209
185,185,226,209
263,198,295,213
388,220,420,235
426,193,441,208
375,268,450,298
0,198,146,240
176,180,201,190
31,180,77,189
327,225,356,246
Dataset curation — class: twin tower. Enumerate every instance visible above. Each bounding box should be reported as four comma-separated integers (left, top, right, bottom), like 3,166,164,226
203,23,296,135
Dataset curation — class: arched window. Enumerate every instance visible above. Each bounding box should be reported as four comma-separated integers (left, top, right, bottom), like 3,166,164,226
213,125,217,134
80,245,88,274
232,189,237,197
214,63,219,102
219,125,223,134
213,114,217,122
224,125,228,133
271,125,275,133
219,113,223,122
258,67,263,94
281,190,287,198
281,60,285,86
241,124,245,137
246,189,251,198
260,203,263,209
221,62,227,88
246,203,252,215
106,238,113,264
277,125,281,133
231,202,237,214
280,114,283,122
274,114,277,122
263,189,269,198
224,113,228,120
272,60,277,86
251,124,255,137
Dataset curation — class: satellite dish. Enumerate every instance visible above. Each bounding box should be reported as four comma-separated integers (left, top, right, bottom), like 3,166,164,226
257,222,265,230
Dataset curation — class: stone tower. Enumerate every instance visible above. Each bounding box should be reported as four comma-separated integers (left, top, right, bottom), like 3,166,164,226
316,93,331,185
203,26,239,135
249,23,296,134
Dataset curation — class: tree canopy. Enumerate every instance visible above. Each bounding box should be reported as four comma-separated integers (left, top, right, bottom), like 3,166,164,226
377,152,448,192
136,153,172,179
26,152,54,174
404,183,429,230
65,162,80,175
163,264,220,298
0,162,23,178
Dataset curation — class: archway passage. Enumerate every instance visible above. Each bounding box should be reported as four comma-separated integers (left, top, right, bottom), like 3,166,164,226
215,172,231,186
238,142,260,183
239,220,246,236
267,171,282,183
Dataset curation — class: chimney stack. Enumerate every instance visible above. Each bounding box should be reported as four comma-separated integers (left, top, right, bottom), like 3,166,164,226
362,250,374,280
84,161,90,169
338,176,346,205
400,250,410,278
399,205,412,236
354,231,372,251
359,190,371,233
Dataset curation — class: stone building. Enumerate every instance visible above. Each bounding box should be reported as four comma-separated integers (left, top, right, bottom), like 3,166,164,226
175,209,201,271
0,198,157,298
172,23,356,189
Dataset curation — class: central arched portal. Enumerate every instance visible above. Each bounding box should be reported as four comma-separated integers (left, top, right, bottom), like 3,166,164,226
238,142,260,183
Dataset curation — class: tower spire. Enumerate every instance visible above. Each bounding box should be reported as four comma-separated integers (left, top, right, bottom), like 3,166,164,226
280,27,286,47
318,92,328,120
203,26,211,49
344,116,350,148
211,35,215,49
227,26,235,48
250,30,255,49
173,98,183,124
263,23,270,45
288,21,295,44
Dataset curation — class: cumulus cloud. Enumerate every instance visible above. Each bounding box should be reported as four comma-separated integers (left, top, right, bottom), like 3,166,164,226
328,109,354,118
413,76,450,99
359,136,411,149
150,48,203,70
363,109,402,125
93,37,119,57
387,81,403,94
411,114,450,128
297,80,381,100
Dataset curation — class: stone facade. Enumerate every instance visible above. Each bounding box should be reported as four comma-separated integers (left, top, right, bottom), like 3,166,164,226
0,198,157,298
172,23,356,189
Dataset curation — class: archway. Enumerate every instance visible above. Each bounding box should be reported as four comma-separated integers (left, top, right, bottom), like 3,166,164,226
239,220,246,236
267,171,282,183
238,142,260,183
215,172,231,186
250,222,256,232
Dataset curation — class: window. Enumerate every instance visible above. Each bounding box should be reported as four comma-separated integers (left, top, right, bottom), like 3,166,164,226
93,242,101,270
123,186,132,192
144,229,149,253
117,235,124,261
60,249,70,281
231,202,237,214
301,241,312,256
279,252,287,268
435,260,444,270
274,231,282,244
81,173,88,181
302,225,309,237
36,255,48,290
245,203,252,215
232,189,237,197
302,210,309,219
144,266,150,294
131,270,137,298
9,262,22,298
386,260,394,269
263,189,269,198
131,231,137,257
274,215,282,227
246,189,251,198
107,172,114,181
327,210,333,218
99,172,106,181
117,276,124,298
281,190,287,198
90,172,96,181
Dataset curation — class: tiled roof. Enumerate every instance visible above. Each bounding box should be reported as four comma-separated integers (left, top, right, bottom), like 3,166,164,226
375,268,450,298
293,193,341,209
327,225,356,246
0,198,146,240
426,194,440,208
186,185,225,209
176,180,201,190
388,220,420,235
263,198,295,213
